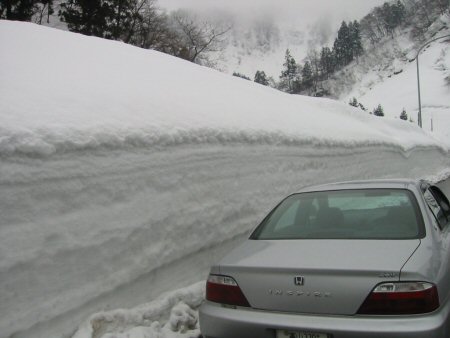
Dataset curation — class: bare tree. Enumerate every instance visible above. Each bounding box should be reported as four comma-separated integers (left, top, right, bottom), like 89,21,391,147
437,0,450,14
126,0,161,45
360,14,382,44
34,1,54,24
122,0,148,43
306,48,321,88
417,0,433,27
122,0,177,56
404,0,447,38
170,10,231,64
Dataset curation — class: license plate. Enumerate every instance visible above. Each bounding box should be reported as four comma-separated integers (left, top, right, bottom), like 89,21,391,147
276,330,330,338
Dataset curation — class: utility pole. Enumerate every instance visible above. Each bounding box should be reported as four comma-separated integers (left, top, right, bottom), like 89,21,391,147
415,34,450,128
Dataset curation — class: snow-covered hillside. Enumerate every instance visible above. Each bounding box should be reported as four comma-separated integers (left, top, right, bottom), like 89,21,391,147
215,17,311,78
168,0,387,78
0,21,449,338
335,15,450,139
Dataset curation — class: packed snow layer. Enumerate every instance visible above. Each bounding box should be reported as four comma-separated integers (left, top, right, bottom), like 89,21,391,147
0,21,449,338
4,145,449,338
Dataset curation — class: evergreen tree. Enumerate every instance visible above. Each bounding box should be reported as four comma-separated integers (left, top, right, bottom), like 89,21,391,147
106,0,138,40
302,61,313,89
332,20,363,68
1,0,33,20
333,20,364,67
349,97,358,107
392,0,406,27
349,20,363,59
59,0,111,37
333,21,352,67
380,1,405,36
280,49,299,93
254,70,269,86
0,0,53,21
373,104,384,116
59,0,139,40
400,108,408,120
319,46,335,79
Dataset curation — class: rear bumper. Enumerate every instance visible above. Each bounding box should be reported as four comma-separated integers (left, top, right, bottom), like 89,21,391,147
199,300,450,338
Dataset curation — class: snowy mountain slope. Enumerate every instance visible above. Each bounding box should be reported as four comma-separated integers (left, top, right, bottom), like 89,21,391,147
161,0,387,78
346,35,450,136
215,18,310,78
336,15,450,140
0,21,449,338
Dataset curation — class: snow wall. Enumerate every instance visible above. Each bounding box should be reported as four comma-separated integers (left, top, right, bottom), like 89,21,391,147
0,21,449,338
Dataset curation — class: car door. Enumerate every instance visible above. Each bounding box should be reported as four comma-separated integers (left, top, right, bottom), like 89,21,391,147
423,185,450,313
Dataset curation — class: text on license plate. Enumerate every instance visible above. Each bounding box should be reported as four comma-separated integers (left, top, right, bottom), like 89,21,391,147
276,330,329,338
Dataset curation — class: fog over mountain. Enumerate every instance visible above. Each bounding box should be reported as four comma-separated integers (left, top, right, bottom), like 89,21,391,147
159,0,387,24
158,0,388,77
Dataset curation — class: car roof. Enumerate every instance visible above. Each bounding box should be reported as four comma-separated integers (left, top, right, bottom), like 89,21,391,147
297,178,426,193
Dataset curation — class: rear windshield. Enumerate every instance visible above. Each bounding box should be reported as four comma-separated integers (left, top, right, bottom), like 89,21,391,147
251,189,424,240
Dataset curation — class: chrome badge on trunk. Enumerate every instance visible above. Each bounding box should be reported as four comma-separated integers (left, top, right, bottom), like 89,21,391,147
294,276,305,286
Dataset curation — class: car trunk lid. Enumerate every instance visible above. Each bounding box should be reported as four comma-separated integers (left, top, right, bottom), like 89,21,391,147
219,239,420,315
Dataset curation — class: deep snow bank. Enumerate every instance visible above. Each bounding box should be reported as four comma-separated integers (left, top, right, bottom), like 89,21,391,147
0,21,446,155
4,145,450,338
0,21,449,338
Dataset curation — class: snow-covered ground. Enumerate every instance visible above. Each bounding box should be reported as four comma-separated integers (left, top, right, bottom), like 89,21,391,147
1,21,449,338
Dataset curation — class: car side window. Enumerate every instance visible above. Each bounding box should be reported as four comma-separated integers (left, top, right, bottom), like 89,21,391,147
273,200,299,231
424,186,450,229
430,186,450,219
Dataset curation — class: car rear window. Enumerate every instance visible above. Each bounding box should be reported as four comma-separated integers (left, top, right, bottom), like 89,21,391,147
251,189,425,240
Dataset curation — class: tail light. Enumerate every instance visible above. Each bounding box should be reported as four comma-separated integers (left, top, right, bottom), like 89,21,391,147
358,282,439,315
206,274,250,307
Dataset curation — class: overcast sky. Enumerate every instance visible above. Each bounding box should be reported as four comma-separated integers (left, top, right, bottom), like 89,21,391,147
157,0,388,25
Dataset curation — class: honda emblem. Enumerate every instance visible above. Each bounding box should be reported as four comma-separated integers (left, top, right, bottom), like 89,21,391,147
294,276,305,286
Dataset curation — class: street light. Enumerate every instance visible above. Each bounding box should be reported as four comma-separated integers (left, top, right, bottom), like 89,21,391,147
415,34,450,128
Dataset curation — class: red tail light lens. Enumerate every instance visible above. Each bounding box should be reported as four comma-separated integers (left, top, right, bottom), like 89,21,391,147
358,282,439,315
206,275,250,307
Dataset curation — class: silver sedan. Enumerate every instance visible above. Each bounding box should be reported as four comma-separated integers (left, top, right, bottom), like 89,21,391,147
199,179,450,338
